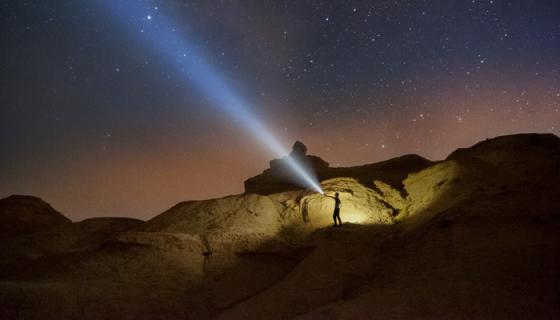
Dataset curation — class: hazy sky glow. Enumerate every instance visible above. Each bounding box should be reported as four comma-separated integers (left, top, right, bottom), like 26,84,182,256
1,0,559,220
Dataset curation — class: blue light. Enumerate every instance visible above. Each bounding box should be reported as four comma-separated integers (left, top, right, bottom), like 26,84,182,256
95,1,323,194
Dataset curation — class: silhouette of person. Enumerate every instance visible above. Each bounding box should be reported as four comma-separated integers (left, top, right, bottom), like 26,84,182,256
326,192,342,227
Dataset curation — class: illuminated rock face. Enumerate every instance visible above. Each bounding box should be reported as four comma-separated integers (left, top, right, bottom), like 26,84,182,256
138,178,395,250
142,193,284,252
400,160,484,222
399,133,560,224
295,178,394,226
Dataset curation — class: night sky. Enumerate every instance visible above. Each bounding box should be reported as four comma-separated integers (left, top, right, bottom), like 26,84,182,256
1,0,559,220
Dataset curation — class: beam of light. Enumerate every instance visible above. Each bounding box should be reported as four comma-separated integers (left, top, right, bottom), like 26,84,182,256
95,1,323,194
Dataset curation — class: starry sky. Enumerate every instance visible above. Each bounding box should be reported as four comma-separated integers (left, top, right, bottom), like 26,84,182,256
1,0,559,221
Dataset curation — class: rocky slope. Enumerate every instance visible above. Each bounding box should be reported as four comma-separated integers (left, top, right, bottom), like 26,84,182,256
0,195,71,238
0,133,559,319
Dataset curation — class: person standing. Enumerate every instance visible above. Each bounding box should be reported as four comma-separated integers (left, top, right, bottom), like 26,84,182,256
326,192,342,227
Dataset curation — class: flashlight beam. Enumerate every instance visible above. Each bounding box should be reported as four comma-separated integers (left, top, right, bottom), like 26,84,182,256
96,1,323,193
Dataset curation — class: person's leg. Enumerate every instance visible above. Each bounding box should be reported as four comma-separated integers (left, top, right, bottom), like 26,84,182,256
337,214,342,226
333,208,340,226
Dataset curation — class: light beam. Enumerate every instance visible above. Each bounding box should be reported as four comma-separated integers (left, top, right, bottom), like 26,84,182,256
95,1,323,194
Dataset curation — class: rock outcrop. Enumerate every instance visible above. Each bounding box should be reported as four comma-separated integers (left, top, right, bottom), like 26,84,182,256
244,141,432,195
142,194,285,252
244,141,329,194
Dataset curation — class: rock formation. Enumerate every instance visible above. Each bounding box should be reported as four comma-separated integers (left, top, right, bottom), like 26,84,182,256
244,141,330,194
1,133,559,320
244,140,432,194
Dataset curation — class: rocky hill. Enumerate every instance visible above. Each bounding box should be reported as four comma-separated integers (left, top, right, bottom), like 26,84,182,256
0,195,71,238
0,133,559,319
